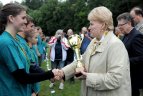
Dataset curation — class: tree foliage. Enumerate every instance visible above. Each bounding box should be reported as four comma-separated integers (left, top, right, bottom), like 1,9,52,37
0,2,3,9
22,0,143,36
22,0,45,10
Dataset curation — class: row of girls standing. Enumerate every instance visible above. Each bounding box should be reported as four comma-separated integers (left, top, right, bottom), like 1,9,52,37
0,3,59,96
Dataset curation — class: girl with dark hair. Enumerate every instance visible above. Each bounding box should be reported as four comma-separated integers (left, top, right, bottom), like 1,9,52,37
0,3,58,96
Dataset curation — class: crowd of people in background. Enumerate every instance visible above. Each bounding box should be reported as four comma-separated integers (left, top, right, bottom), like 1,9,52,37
0,2,143,96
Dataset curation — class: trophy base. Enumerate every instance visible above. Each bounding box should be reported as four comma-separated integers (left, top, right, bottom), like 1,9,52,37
75,72,82,77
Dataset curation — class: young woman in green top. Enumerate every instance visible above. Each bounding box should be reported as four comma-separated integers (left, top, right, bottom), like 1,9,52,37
0,3,59,96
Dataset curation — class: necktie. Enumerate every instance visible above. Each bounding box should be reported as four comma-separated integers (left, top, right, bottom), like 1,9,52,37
122,36,128,44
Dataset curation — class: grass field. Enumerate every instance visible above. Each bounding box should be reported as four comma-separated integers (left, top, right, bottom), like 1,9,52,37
39,61,81,96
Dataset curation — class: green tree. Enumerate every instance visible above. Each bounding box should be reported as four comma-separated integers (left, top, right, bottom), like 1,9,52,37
30,0,59,35
26,0,143,36
22,0,44,10
0,1,3,9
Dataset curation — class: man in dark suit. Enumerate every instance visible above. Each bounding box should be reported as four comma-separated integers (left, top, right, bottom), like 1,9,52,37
117,12,143,96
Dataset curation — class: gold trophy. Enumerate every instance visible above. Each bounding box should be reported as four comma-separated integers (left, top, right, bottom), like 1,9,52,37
68,34,83,76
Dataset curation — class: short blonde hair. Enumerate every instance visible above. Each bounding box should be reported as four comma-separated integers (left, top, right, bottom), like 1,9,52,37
88,6,114,31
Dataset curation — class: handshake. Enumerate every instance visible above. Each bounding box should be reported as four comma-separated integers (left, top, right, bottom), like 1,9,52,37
51,69,64,80
51,67,87,80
